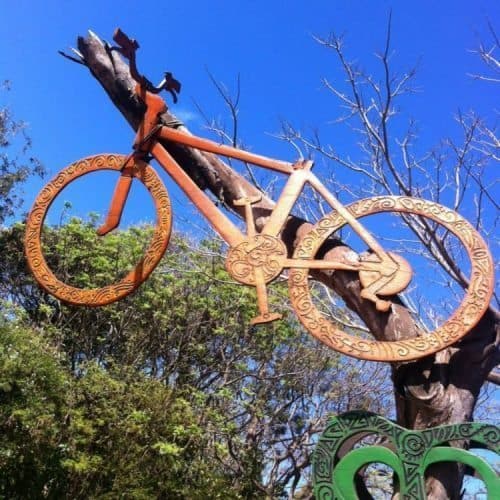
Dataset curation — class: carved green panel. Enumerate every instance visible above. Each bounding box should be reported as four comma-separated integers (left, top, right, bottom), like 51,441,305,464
313,411,499,499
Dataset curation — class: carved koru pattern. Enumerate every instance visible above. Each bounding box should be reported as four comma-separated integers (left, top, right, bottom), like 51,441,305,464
24,154,172,306
289,196,494,362
225,234,287,285
313,411,500,499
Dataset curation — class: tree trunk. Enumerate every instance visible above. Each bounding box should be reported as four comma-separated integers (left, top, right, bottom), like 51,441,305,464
72,31,499,499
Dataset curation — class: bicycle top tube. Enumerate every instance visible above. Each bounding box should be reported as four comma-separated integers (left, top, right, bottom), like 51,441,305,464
158,126,295,175
153,116,391,262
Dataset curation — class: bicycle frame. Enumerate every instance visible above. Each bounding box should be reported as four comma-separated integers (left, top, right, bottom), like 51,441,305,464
93,81,408,320
96,44,394,280
23,26,494,361
139,126,391,271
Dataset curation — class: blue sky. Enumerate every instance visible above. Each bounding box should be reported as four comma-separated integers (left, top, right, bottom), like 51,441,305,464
1,1,498,191
1,0,498,308
1,0,499,475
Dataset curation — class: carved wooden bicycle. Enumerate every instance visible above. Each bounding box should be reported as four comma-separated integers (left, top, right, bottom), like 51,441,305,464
25,29,494,362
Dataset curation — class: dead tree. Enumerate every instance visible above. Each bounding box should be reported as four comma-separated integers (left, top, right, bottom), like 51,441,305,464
64,30,498,499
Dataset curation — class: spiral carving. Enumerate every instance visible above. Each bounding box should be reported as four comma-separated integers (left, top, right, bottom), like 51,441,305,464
225,234,287,285
24,154,172,306
289,196,495,362
313,411,500,500
401,433,427,461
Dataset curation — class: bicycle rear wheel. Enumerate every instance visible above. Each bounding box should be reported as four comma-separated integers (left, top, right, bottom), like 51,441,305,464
25,154,172,306
288,196,494,362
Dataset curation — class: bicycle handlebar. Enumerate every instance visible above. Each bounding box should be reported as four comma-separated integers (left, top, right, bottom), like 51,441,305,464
113,28,139,60
112,28,181,103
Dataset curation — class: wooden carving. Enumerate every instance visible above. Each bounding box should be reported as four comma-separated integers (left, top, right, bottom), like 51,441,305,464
25,154,172,306
24,29,495,361
289,196,494,361
313,411,500,499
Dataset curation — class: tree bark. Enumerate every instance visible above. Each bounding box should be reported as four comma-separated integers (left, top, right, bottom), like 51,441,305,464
73,31,499,499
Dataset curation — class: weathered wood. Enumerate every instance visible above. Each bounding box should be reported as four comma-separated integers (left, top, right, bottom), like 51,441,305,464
74,31,499,499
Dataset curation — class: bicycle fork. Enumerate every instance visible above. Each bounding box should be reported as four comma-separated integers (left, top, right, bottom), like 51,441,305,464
96,157,137,236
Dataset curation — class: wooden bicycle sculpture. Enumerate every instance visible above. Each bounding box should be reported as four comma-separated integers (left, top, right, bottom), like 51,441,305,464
25,29,494,362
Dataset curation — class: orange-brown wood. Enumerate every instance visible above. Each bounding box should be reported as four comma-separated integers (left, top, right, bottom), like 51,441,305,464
159,127,294,175
288,196,494,361
25,30,496,362
96,165,134,236
25,154,172,306
150,142,244,247
134,84,167,152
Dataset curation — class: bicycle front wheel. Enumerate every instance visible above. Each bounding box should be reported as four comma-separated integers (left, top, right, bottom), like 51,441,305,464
288,196,494,362
25,154,172,306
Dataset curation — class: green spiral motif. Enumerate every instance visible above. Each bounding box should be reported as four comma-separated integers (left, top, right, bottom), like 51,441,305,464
401,433,427,462
313,411,500,499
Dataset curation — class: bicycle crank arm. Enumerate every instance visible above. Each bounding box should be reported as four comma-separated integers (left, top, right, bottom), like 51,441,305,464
250,268,282,325
96,171,133,236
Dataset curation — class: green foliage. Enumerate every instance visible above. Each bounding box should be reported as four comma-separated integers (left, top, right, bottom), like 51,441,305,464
0,320,68,498
0,218,391,497
0,82,45,224
0,321,237,499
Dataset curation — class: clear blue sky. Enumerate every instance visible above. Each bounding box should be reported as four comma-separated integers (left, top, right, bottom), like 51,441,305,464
0,0,498,266
1,0,498,187
1,1,499,482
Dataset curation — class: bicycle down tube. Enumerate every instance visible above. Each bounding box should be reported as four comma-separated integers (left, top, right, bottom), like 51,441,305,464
150,141,245,248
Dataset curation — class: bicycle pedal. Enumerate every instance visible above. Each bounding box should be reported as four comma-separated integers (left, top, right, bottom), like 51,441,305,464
360,288,392,312
250,312,282,325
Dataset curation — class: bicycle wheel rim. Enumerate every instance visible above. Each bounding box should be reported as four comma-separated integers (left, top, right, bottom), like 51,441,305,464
24,154,172,306
289,196,494,362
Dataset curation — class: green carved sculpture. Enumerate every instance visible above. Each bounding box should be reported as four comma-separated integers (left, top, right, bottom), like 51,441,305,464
313,411,499,499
